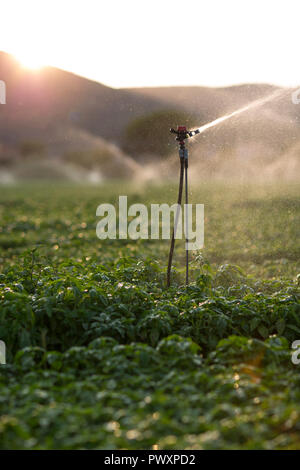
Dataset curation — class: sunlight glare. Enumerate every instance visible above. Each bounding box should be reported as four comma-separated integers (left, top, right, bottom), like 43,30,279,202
14,50,45,70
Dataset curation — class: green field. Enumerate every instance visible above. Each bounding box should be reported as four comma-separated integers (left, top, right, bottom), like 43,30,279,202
0,181,299,449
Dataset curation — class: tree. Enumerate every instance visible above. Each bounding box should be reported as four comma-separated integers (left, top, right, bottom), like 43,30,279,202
122,110,199,160
19,140,45,158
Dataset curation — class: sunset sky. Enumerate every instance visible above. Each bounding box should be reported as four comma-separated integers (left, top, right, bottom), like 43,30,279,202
1,0,299,88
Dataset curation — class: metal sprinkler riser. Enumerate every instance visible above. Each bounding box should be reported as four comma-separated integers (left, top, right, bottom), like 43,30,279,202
167,125,194,287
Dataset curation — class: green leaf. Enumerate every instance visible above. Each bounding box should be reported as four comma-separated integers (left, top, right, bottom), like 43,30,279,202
258,325,269,339
276,319,286,335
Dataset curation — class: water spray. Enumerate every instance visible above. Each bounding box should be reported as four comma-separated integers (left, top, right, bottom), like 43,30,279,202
187,88,291,138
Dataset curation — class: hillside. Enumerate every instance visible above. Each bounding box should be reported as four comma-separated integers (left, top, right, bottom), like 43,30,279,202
0,51,300,181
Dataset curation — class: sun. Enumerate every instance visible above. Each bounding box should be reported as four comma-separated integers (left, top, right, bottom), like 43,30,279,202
14,51,45,70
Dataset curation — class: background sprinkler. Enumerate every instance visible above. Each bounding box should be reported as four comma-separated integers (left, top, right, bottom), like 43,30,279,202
167,126,199,287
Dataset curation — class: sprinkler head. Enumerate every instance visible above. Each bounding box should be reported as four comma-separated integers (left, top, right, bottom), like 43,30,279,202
170,126,189,142
170,126,201,142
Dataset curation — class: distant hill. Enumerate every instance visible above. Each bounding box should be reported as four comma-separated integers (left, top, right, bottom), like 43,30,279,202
0,51,166,146
0,50,299,181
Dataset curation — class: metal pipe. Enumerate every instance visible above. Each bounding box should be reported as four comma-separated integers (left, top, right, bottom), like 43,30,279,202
167,126,190,287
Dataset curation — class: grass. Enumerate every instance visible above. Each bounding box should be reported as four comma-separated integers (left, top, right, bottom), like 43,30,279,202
0,181,299,449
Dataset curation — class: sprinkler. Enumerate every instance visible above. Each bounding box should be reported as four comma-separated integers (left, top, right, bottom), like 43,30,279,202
166,88,291,287
167,125,199,287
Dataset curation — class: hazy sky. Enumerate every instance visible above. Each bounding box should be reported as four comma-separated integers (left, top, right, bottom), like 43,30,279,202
1,0,299,88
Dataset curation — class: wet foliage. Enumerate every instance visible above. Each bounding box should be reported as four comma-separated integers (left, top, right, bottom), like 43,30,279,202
0,182,299,449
